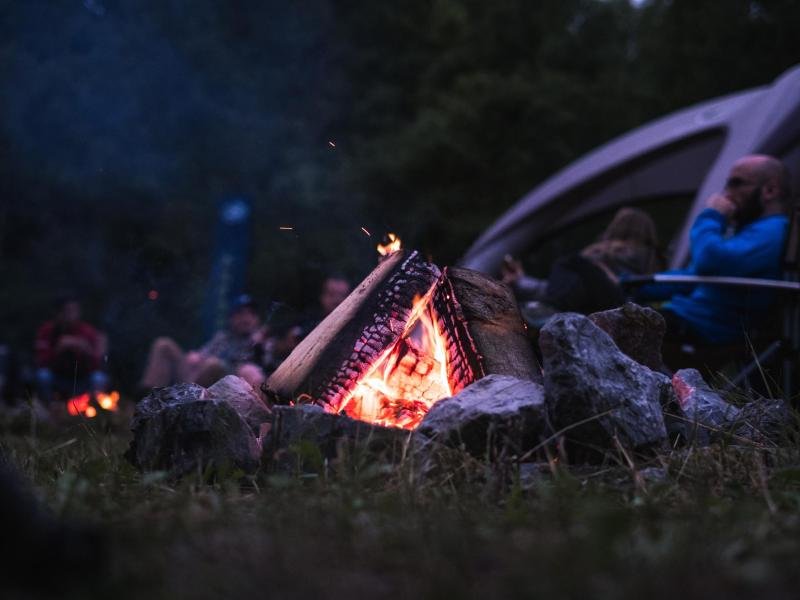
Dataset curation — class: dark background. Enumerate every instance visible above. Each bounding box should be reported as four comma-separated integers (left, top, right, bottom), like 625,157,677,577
1,0,799,390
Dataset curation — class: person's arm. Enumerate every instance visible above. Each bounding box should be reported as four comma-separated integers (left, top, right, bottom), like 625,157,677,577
690,208,782,276
33,324,54,368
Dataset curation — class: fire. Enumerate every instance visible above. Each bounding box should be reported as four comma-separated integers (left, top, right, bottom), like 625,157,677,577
334,291,452,430
66,391,121,418
377,233,402,256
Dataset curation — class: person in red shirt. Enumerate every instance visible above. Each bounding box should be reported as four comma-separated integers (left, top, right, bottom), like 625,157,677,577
34,295,107,404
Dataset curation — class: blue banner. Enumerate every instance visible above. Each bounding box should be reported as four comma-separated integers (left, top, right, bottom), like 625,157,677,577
203,197,252,339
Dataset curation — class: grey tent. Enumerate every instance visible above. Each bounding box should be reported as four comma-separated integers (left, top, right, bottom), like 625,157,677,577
460,64,800,274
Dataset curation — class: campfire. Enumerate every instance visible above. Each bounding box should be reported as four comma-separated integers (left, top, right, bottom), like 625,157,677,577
267,244,539,430
67,391,121,418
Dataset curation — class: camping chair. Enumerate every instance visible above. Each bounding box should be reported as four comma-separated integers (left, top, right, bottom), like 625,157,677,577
622,202,800,400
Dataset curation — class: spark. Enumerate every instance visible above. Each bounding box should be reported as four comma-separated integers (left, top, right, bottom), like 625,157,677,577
361,227,371,236
328,140,336,148
279,226,294,231
148,289,159,301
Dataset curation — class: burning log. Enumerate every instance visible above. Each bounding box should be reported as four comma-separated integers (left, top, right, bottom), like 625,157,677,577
266,250,539,430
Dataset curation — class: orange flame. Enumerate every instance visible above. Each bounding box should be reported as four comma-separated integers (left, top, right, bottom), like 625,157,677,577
377,233,402,256
334,291,452,430
66,391,120,417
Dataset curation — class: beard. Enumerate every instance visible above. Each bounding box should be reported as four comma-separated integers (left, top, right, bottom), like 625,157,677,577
735,185,763,228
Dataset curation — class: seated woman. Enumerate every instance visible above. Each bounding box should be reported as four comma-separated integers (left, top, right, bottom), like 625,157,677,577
502,207,664,324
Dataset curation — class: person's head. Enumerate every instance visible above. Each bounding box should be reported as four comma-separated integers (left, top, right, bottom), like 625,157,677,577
600,207,660,248
724,155,792,225
228,294,261,336
54,293,81,325
319,275,351,316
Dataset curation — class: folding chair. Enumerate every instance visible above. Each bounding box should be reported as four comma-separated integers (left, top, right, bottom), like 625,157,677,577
622,202,800,400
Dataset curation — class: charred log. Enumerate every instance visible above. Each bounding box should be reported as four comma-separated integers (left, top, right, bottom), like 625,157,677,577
445,267,542,383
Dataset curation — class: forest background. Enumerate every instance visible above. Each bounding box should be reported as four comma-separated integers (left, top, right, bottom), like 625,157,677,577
1,0,799,390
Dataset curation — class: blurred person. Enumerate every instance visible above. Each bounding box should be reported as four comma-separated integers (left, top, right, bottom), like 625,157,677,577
636,154,791,344
34,293,108,404
139,294,266,392
254,275,353,376
298,274,352,334
502,207,664,320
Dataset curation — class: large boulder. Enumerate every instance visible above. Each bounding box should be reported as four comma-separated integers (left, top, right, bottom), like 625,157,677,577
126,383,261,477
539,313,669,452
588,302,666,371
417,374,549,457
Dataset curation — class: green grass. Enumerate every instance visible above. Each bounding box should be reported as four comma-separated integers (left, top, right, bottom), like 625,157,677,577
4,406,800,600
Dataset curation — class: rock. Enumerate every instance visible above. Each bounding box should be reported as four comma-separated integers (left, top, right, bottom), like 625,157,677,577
206,375,271,433
734,398,794,445
417,374,549,457
126,383,261,477
588,302,666,371
671,369,740,444
539,313,669,452
263,404,409,472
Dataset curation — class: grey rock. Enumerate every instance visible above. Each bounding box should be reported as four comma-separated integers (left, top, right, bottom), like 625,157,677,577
417,375,549,457
588,302,666,371
263,404,409,471
539,313,669,452
206,375,271,433
671,369,740,444
126,383,261,477
734,398,794,445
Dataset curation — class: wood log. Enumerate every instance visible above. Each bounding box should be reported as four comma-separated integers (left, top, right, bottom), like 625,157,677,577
445,267,542,383
266,250,441,406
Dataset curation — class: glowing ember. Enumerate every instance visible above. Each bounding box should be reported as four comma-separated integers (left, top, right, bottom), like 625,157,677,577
377,233,402,256
66,390,121,417
333,291,452,429
361,226,371,236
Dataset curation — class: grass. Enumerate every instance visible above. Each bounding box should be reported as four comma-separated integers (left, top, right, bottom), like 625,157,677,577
4,403,800,600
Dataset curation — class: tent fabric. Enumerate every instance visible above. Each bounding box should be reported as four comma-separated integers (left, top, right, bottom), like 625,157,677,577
460,64,800,275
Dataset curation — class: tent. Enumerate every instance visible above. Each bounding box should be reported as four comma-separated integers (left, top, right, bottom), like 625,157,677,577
459,64,800,274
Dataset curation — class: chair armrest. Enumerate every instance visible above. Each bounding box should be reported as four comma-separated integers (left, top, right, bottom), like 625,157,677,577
621,274,800,292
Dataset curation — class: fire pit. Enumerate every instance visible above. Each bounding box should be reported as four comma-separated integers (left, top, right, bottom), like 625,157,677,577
266,248,540,429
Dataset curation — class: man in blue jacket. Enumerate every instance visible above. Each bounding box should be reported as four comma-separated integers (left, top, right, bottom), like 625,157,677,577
640,154,792,344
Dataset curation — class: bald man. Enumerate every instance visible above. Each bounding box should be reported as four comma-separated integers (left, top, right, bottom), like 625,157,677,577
639,154,792,344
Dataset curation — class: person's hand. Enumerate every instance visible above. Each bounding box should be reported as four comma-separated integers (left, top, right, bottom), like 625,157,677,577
707,193,737,219
500,254,525,284
184,351,203,366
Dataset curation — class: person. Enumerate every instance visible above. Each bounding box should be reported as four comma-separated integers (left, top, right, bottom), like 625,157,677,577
297,274,352,335
139,294,266,391
34,294,108,404
502,206,664,319
636,154,792,345
255,275,352,375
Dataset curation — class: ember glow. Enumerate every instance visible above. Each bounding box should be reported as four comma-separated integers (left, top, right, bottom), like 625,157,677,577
66,391,121,417
377,233,402,256
334,291,453,429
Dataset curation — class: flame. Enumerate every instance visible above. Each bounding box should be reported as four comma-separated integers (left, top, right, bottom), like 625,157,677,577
66,391,120,417
377,233,402,256
334,292,452,430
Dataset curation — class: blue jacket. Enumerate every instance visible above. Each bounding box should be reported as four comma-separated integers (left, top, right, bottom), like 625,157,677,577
639,208,789,343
